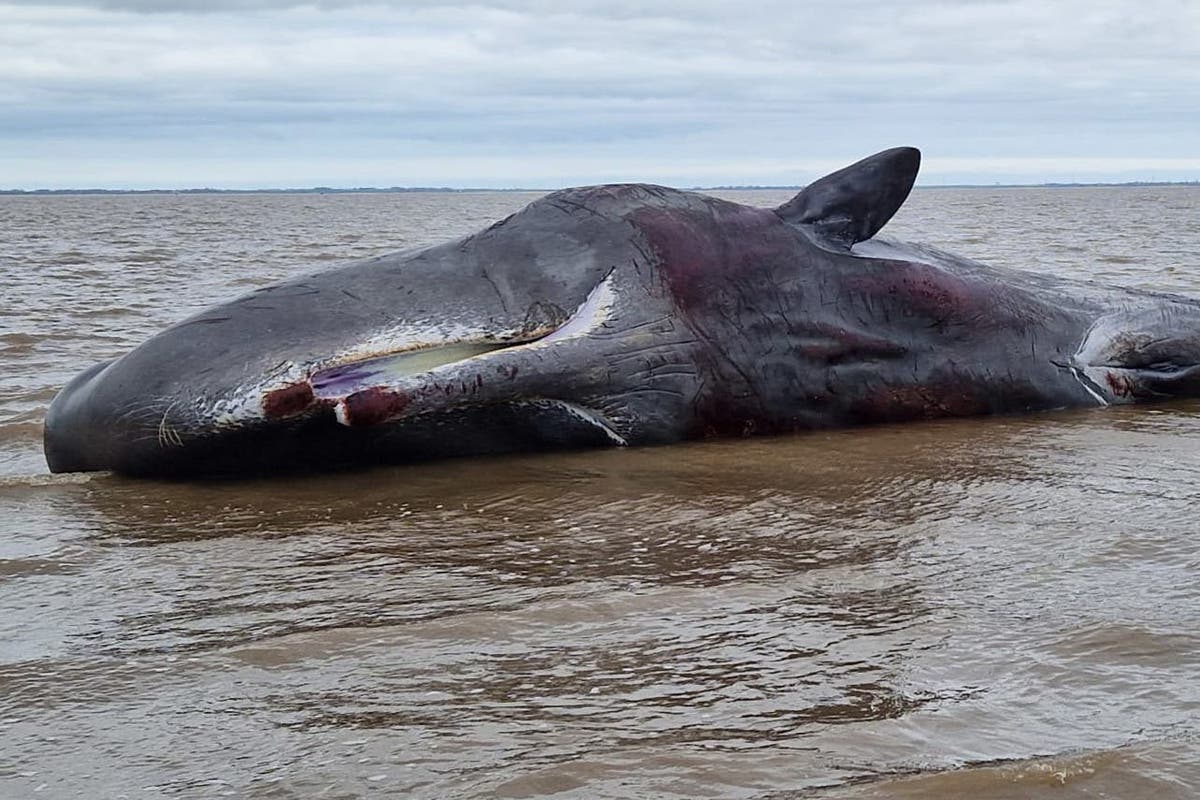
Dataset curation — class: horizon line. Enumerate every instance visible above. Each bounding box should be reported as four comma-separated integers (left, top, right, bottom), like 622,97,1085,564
3,180,1200,196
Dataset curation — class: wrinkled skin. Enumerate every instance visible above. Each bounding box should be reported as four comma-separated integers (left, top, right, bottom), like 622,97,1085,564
44,148,1200,477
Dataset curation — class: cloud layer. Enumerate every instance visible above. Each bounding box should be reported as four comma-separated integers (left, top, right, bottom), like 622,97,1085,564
2,1,1198,187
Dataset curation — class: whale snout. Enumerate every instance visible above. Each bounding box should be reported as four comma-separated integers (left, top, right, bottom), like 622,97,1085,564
44,359,121,473
44,354,224,476
43,358,332,477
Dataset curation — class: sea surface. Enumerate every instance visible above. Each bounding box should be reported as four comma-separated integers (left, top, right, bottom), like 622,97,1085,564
2,185,1199,798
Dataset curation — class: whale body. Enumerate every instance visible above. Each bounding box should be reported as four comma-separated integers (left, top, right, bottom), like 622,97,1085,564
43,147,1200,476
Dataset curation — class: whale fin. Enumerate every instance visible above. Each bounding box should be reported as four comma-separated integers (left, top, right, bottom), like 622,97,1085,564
776,147,921,248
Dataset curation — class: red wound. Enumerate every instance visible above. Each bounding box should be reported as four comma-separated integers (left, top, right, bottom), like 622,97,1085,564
341,387,411,426
262,381,315,419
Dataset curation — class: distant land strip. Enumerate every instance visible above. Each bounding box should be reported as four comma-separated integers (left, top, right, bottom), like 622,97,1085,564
1,182,1198,196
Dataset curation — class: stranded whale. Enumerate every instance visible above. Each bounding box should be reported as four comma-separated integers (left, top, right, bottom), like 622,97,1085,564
43,147,1200,476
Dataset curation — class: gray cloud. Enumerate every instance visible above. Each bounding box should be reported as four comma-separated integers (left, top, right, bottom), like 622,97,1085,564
1,0,1198,187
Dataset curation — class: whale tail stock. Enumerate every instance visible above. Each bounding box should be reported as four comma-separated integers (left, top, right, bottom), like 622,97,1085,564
1071,307,1200,402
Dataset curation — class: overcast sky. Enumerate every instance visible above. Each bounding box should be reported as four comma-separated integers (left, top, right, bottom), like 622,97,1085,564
2,0,1198,188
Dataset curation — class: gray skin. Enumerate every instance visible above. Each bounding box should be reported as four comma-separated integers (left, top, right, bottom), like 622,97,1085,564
44,147,1200,477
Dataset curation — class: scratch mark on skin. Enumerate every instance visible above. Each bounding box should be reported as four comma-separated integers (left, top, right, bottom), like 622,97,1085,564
113,400,169,426
627,387,687,398
605,340,701,362
175,316,232,328
157,401,184,448
629,367,699,381
590,315,674,337
481,268,510,314
549,196,611,221
630,239,658,275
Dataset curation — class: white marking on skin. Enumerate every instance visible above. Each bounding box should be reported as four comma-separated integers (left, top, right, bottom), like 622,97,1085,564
537,272,618,345
1070,319,1121,407
525,399,628,446
217,361,307,425
1070,367,1110,407
156,400,184,447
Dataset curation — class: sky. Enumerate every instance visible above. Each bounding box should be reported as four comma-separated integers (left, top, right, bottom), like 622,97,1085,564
2,0,1198,189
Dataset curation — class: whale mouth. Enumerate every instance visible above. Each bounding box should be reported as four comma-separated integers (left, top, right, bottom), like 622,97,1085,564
259,270,619,428
310,341,525,400
255,337,539,423
255,332,627,444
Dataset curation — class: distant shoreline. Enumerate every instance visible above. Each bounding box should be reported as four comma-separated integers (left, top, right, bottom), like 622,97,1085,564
1,181,1198,196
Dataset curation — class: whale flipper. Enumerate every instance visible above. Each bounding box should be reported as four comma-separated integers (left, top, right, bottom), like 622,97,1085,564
776,146,921,248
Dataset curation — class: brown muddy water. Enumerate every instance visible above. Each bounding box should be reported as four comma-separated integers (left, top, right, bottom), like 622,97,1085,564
2,186,1199,798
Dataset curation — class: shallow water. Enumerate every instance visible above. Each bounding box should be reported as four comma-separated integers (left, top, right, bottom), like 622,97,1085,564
2,186,1200,798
